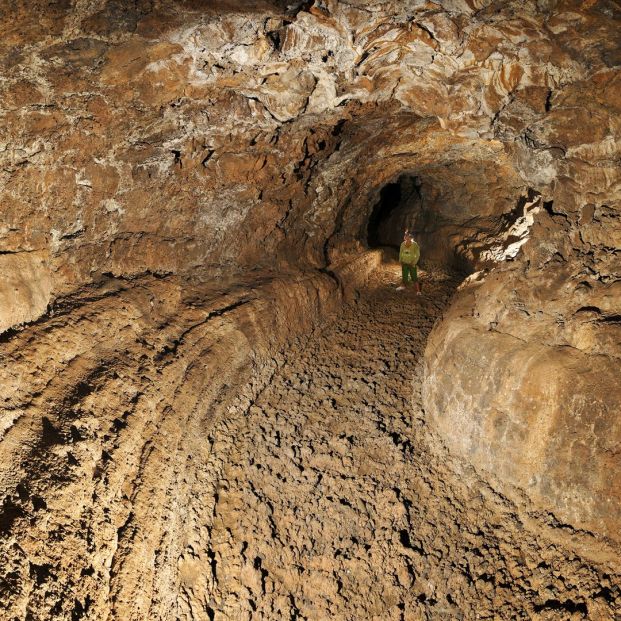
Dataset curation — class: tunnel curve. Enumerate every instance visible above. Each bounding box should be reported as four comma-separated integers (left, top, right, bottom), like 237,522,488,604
0,0,620,619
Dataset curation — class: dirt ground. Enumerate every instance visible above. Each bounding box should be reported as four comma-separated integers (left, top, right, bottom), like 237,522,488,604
196,263,621,621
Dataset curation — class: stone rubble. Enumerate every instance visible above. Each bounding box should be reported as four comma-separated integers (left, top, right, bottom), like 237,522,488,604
0,0,619,617
187,265,620,621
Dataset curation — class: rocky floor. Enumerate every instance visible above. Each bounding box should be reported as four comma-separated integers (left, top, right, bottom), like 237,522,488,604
196,264,621,621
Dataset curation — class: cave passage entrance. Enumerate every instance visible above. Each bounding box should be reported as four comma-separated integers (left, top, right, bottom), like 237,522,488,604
366,174,422,249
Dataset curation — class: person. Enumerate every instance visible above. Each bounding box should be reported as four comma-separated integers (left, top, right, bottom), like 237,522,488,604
397,231,421,293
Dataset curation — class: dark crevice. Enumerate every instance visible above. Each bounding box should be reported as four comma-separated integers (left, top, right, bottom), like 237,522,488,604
41,417,64,446
288,594,301,620
32,495,47,511
542,200,568,219
0,498,25,534
253,556,269,594
414,21,437,44
29,563,52,585
600,314,621,323
545,88,553,112
0,248,41,255
71,595,92,621
574,306,602,315
201,150,215,167
367,181,402,247
207,549,217,580
595,586,616,602
266,29,282,51
533,599,588,614
331,118,346,137
59,228,84,241
171,149,182,167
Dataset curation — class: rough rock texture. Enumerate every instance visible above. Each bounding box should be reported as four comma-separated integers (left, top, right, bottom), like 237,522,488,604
0,0,620,617
3,0,617,307
423,203,621,540
0,267,346,620
3,264,620,620
189,267,621,621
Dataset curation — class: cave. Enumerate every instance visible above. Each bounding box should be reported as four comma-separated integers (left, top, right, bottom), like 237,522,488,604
1,1,620,619
367,180,402,248
366,175,428,251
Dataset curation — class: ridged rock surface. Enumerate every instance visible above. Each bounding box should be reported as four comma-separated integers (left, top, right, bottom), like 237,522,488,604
0,0,620,618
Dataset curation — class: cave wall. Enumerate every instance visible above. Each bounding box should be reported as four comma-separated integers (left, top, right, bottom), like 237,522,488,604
424,183,621,540
421,29,621,539
0,266,353,619
4,0,618,326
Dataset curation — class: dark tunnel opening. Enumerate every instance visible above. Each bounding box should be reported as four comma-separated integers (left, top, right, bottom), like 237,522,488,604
367,182,402,247
367,175,422,249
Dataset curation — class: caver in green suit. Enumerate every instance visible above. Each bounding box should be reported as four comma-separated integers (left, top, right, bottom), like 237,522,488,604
398,234,421,293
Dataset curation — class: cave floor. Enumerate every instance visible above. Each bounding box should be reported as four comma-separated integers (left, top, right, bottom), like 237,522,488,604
198,263,619,621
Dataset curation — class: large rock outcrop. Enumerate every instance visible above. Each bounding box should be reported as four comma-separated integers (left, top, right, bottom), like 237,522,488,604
423,199,621,540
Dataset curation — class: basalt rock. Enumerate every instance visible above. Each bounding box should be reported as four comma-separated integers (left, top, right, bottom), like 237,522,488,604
0,0,620,618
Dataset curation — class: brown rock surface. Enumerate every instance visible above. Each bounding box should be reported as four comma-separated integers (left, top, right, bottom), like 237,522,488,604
186,267,620,620
0,0,620,617
0,267,345,620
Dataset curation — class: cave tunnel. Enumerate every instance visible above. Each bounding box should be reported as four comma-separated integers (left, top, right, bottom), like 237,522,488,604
363,166,503,275
366,175,423,249
1,0,620,619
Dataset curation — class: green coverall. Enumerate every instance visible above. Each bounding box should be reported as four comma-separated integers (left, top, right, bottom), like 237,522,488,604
399,241,420,284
